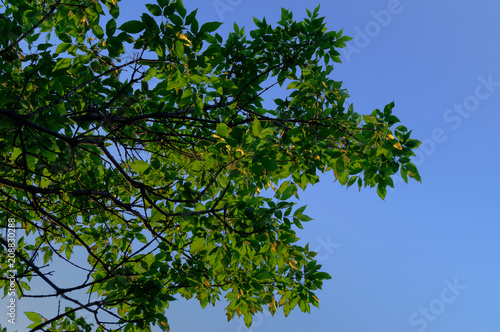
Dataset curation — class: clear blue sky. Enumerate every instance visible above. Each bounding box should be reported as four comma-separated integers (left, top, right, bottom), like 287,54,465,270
10,0,500,331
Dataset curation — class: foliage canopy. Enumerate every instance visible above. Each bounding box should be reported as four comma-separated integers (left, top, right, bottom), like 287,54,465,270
0,0,421,331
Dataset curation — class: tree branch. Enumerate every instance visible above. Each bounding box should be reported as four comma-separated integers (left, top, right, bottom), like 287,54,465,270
0,0,61,57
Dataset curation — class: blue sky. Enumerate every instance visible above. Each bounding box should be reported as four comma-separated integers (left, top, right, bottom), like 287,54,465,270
7,0,500,331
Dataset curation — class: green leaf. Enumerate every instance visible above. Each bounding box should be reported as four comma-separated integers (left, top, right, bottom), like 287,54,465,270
131,160,149,174
261,157,278,172
405,139,421,148
199,21,223,34
334,158,345,174
281,182,297,200
40,177,51,189
142,79,149,92
244,314,252,328
43,249,53,264
180,89,193,104
53,58,72,71
252,117,262,136
55,42,71,54
401,166,409,183
216,123,229,137
144,67,157,81
124,322,135,332
93,25,105,39
109,3,120,18
146,3,162,16
377,183,387,200
10,148,22,162
176,0,187,18
169,13,183,26
190,237,205,254
26,312,42,323
358,177,363,190
141,13,158,32
408,168,421,183
294,205,307,216
347,176,358,188
296,213,313,222
119,20,146,34
136,233,148,244
155,43,165,57
65,244,72,259
174,40,184,59
37,43,53,51
190,18,199,34
186,9,198,26
189,75,204,84
383,101,395,115
338,171,349,185
287,81,299,90
20,281,30,291
316,272,332,280
59,33,72,43
106,19,117,36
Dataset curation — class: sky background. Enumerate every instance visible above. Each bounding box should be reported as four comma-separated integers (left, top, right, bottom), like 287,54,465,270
6,0,500,331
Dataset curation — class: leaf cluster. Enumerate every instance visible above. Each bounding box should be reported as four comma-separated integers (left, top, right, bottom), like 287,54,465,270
0,1,420,331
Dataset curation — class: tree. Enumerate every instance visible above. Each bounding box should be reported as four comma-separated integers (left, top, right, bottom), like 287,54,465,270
0,0,421,331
